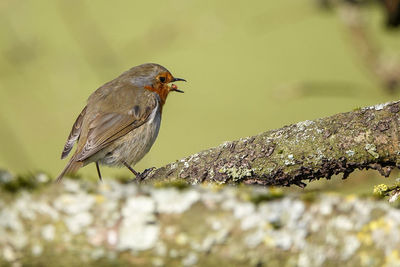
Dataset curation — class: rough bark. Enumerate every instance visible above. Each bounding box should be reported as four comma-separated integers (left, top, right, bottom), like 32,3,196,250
145,100,400,186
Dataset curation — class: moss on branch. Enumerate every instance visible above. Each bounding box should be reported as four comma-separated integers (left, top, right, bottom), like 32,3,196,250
145,101,400,186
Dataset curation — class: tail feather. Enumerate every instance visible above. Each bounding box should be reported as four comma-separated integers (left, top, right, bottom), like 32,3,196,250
56,160,83,182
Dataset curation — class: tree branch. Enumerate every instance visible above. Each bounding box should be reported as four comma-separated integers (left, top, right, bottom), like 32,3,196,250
145,100,400,186
1,180,398,266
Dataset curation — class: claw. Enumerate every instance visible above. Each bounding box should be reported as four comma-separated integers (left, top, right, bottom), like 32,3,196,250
129,167,155,183
137,167,155,181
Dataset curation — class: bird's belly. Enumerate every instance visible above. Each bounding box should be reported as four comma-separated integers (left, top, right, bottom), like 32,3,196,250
99,112,161,167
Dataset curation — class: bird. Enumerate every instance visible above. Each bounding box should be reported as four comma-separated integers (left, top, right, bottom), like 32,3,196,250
56,63,186,182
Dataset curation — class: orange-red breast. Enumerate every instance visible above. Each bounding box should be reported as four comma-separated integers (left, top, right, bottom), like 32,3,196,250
57,63,185,182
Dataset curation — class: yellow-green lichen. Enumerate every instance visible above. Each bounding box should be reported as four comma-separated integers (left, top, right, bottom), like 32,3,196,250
373,184,388,196
356,218,390,246
219,166,253,182
365,144,379,159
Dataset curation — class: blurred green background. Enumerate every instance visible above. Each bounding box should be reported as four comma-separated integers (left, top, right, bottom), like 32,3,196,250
0,0,399,182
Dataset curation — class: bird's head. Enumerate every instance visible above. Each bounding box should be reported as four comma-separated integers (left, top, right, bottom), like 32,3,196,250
127,63,186,105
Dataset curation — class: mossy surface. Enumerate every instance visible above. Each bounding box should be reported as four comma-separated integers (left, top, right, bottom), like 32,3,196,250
146,101,400,188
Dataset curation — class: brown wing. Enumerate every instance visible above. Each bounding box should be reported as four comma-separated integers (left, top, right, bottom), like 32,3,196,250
61,106,87,159
75,94,158,162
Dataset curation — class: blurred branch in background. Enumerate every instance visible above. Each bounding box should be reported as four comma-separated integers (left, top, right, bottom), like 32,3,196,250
338,2,400,92
381,0,400,27
273,81,363,100
317,0,400,27
316,0,400,92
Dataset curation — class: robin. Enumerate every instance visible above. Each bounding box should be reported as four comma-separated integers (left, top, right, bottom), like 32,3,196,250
56,63,186,182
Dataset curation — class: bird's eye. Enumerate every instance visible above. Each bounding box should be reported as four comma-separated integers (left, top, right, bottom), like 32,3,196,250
159,76,166,83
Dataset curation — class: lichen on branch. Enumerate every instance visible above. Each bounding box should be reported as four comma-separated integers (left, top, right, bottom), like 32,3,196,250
145,100,400,186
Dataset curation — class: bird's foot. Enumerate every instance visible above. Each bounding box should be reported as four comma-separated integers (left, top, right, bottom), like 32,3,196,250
131,167,155,183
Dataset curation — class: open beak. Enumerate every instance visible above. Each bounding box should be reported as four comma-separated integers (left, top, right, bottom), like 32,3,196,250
170,77,186,93
171,77,187,82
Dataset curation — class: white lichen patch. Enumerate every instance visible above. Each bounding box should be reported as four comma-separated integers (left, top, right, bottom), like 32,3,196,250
233,202,256,219
154,241,167,257
54,193,95,215
0,207,23,232
34,202,59,220
64,212,93,234
41,224,55,241
220,141,234,149
361,101,392,111
219,166,253,181
284,154,296,166
341,235,360,260
15,194,36,220
373,103,388,111
272,231,293,251
208,168,215,179
296,120,314,131
244,229,265,248
31,244,43,256
241,213,263,231
170,162,178,170
3,246,16,262
118,220,159,251
151,188,200,214
187,153,200,163
118,196,159,252
289,120,319,144
346,150,355,157
104,229,117,247
63,179,81,193
36,173,50,183
365,144,379,159
184,161,190,169
122,196,155,216
239,136,253,144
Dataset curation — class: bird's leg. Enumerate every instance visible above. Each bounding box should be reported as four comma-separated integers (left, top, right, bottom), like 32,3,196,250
123,161,139,176
123,161,154,182
96,162,102,181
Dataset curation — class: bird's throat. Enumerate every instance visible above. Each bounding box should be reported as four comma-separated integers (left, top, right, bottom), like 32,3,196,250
144,84,169,107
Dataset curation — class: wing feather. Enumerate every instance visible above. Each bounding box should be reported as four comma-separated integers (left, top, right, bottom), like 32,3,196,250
61,106,87,159
75,96,157,162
